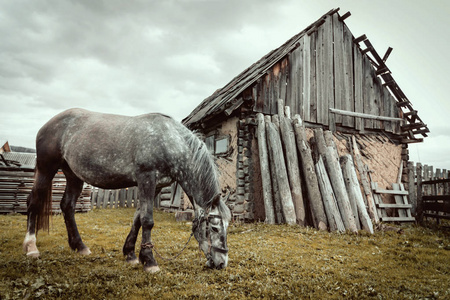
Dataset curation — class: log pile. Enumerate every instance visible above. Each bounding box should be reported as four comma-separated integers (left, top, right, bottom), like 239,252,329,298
256,99,391,233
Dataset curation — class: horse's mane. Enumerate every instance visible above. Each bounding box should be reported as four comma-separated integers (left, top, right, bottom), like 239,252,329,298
181,127,221,209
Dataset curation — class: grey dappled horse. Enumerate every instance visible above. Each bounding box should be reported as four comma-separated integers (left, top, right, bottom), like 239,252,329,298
22,108,231,272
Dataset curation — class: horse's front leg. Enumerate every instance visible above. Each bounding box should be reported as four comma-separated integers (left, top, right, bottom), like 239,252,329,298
123,209,141,264
137,171,160,273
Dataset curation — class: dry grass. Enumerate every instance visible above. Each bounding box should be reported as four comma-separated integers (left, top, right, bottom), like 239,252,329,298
0,208,449,299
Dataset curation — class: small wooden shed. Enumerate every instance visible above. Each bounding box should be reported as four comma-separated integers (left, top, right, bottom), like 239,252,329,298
182,8,427,224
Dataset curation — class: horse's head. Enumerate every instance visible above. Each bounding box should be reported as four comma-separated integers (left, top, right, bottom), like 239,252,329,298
193,194,231,270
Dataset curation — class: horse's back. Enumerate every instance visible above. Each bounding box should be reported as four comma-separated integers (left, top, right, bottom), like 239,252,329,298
35,108,188,188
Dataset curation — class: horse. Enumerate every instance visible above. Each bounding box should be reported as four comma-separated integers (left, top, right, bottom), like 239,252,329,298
22,108,231,272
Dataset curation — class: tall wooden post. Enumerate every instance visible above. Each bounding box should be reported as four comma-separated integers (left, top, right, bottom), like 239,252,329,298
341,154,374,234
407,161,417,216
266,121,297,225
314,128,357,233
279,114,306,225
294,124,328,230
416,163,423,223
256,113,275,224
315,156,345,232
265,116,283,223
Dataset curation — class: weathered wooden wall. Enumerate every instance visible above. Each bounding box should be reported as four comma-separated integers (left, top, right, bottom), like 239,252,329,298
252,14,400,134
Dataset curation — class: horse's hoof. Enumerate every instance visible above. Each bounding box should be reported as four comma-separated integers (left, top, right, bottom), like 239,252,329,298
143,265,160,273
127,258,139,265
26,251,40,258
78,248,91,255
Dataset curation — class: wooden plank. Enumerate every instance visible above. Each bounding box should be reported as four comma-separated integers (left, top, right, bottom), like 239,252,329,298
171,184,183,208
423,195,450,201
371,182,387,220
287,40,302,117
381,216,416,222
373,188,409,195
363,55,374,129
399,183,413,218
353,43,364,131
377,203,412,209
342,23,355,128
256,113,275,224
332,13,345,125
316,22,325,125
302,34,311,122
309,31,318,123
423,213,450,220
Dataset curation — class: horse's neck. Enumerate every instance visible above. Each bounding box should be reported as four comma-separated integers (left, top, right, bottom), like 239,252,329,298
176,164,217,212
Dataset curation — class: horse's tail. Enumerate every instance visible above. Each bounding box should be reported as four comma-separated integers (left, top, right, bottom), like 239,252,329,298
33,169,54,233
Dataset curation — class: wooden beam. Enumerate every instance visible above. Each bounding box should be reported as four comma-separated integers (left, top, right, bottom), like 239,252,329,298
329,108,403,122
382,47,393,62
377,203,412,209
354,34,367,44
339,11,351,22
373,188,409,195
401,122,426,131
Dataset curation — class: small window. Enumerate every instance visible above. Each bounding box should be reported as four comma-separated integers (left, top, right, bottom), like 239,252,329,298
215,137,229,155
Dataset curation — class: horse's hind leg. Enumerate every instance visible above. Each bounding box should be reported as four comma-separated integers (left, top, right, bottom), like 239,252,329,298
23,168,58,257
60,167,91,255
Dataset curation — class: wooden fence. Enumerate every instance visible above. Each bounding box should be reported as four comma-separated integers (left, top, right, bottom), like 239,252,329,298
0,168,91,214
408,162,450,223
89,183,185,210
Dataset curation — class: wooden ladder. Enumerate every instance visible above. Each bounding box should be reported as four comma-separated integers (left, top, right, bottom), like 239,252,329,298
371,182,416,222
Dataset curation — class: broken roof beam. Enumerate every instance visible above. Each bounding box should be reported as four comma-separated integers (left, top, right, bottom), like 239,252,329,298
382,47,393,63
401,122,427,132
339,11,351,22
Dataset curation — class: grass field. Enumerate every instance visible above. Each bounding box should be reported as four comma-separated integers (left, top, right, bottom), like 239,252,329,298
0,208,449,299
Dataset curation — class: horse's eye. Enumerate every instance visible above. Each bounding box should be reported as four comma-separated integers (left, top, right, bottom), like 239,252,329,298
210,226,219,233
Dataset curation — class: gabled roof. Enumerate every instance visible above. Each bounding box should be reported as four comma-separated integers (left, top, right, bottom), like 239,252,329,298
183,8,429,141
183,8,339,126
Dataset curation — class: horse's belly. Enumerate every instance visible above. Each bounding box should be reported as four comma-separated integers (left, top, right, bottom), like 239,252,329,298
67,156,137,189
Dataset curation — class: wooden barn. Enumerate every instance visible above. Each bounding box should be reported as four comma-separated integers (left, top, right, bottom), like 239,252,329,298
182,8,428,228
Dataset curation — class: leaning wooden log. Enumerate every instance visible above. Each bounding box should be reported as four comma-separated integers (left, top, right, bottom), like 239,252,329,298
279,115,306,225
315,156,345,232
341,154,374,234
294,124,327,230
265,116,283,223
266,121,297,225
324,131,360,227
313,128,357,233
351,135,379,223
256,113,275,224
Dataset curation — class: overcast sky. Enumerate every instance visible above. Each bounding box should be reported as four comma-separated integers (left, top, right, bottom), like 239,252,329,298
1,0,449,169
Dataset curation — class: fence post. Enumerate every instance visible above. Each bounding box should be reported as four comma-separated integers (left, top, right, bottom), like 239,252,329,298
407,161,417,216
416,163,423,223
